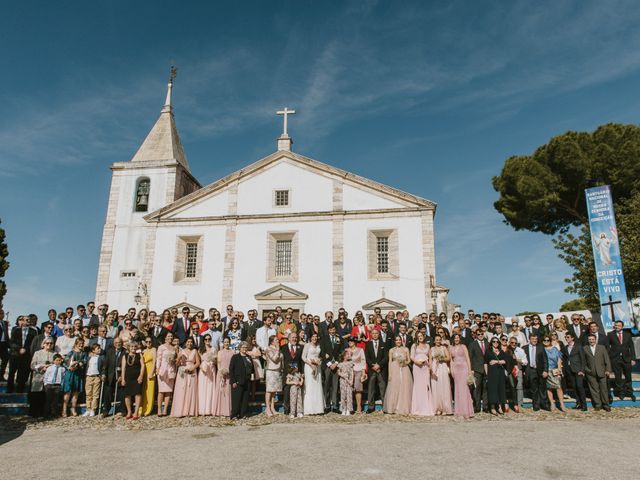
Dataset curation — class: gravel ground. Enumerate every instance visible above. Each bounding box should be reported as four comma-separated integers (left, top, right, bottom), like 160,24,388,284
1,410,639,479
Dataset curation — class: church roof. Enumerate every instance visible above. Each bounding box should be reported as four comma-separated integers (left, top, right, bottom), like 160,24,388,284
145,150,436,220
130,80,190,171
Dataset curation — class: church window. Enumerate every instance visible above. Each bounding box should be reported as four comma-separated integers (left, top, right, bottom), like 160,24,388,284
368,229,399,280
275,240,292,276
267,231,298,282
135,178,151,212
121,271,137,278
274,189,290,207
185,242,198,278
376,236,389,273
174,235,203,283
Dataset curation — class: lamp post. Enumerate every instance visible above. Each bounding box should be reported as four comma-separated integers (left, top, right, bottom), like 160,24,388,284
134,282,149,310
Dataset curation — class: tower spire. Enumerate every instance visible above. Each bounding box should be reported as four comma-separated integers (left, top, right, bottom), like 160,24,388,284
162,66,178,113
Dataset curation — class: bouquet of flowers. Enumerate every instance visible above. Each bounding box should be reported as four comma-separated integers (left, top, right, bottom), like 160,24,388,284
433,350,446,363
203,352,217,365
219,367,229,378
177,365,186,379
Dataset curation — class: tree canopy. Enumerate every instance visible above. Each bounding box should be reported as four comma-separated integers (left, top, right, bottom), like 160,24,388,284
493,123,640,307
0,218,8,308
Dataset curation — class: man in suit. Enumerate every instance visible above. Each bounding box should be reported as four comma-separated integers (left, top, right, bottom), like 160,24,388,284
583,333,613,411
103,337,126,415
229,341,254,420
364,328,388,412
394,322,413,350
149,316,169,347
30,321,56,356
241,309,263,341
172,307,192,346
522,334,546,410
583,322,607,347
320,324,343,412
607,320,637,401
564,331,588,410
8,315,37,393
569,314,588,343
220,304,235,331
88,325,113,355
0,309,10,380
458,321,473,347
522,316,539,345
378,321,393,349
86,301,101,328
280,332,303,414
468,330,489,413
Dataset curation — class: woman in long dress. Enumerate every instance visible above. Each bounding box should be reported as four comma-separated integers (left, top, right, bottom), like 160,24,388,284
139,337,157,416
384,335,413,414
213,337,234,417
155,331,177,416
171,337,200,417
430,334,453,415
197,333,217,416
264,335,283,417
410,331,435,416
449,334,474,418
485,336,508,415
301,332,325,415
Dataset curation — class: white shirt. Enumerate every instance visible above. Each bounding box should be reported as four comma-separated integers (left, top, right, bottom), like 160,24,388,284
43,364,66,385
86,355,100,376
590,345,597,355
256,326,277,351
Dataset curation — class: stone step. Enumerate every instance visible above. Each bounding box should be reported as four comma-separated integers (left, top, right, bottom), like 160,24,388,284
0,393,29,404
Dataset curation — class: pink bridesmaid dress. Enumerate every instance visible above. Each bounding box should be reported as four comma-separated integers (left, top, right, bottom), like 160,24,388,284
170,348,199,417
383,347,413,414
450,345,474,418
212,349,234,417
410,344,435,416
430,346,453,415
197,350,217,416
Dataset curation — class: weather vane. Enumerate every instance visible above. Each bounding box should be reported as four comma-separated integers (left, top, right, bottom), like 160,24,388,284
169,65,178,83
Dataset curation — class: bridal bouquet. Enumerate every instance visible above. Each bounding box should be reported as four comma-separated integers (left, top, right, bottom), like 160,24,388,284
164,350,177,364
203,352,217,365
219,367,229,378
434,350,446,363
177,365,186,379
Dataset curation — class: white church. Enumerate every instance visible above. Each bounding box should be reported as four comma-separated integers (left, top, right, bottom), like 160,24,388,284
95,77,449,318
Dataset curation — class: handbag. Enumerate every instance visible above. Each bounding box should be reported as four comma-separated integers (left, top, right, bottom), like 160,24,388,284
466,373,475,386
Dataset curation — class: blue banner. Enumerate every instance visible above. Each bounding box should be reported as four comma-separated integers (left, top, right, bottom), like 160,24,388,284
585,185,632,330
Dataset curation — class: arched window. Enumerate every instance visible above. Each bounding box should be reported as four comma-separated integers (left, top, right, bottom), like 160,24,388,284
135,177,150,212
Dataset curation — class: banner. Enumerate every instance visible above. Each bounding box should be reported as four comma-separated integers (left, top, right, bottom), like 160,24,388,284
585,185,632,330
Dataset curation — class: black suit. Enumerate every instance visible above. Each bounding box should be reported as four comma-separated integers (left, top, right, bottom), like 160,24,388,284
582,331,607,347
564,342,587,408
395,332,413,351
88,336,112,355
104,347,126,414
607,330,636,398
229,353,254,419
458,328,473,346
522,327,539,344
280,343,303,414
88,314,101,328
468,339,489,412
149,325,169,347
8,326,37,392
241,320,263,341
0,320,10,380
364,338,388,410
320,334,343,409
523,343,546,410
569,324,588,344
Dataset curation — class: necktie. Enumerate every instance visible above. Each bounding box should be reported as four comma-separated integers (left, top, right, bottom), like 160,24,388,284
290,345,295,358
618,332,623,344
480,341,485,354
184,318,188,332
53,365,59,383
530,346,536,368
374,341,378,357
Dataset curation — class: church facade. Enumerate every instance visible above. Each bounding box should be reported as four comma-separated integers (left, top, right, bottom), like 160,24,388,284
95,80,448,317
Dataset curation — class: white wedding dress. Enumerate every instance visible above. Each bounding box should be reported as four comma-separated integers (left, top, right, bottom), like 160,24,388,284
302,343,325,415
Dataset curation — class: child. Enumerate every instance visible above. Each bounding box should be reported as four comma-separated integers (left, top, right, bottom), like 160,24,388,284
285,362,304,418
84,343,104,417
337,350,354,416
43,354,66,418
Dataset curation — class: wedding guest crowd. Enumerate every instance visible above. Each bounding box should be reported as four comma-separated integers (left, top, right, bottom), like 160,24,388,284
0,304,636,420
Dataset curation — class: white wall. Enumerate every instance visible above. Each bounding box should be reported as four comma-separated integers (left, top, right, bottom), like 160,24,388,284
342,184,406,210
114,167,174,226
169,190,229,218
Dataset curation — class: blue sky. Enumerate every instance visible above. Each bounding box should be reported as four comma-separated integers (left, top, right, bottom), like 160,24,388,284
2,0,640,318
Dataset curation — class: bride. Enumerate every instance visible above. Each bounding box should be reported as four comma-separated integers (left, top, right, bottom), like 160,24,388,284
301,332,325,415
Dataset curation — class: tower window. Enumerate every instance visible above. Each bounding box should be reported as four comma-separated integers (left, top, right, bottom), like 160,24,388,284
274,189,290,207
135,178,150,212
185,242,198,278
376,236,389,274
275,239,292,276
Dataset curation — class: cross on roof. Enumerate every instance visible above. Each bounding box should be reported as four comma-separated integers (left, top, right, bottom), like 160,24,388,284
276,107,296,137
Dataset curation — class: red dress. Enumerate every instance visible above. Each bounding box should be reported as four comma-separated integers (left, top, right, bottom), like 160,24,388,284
350,325,370,350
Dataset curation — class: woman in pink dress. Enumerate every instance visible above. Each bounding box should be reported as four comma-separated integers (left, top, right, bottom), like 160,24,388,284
213,337,234,417
383,336,413,414
197,333,217,416
430,334,453,415
170,337,200,417
410,332,435,416
449,334,474,418
155,332,178,416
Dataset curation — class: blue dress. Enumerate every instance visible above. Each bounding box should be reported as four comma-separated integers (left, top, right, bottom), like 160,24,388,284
62,350,87,393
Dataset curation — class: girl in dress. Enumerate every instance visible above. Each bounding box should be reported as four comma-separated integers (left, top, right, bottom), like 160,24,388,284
61,338,86,417
264,335,283,417
301,332,325,415
346,337,367,413
449,333,474,418
139,337,157,416
120,340,145,420
198,334,218,416
171,337,200,417
337,350,354,416
430,334,453,415
246,336,264,402
383,335,413,415
410,331,435,416
155,331,178,416
286,364,304,418
213,337,234,417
